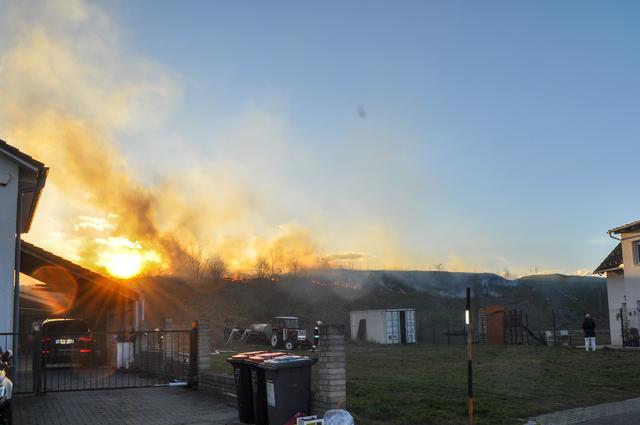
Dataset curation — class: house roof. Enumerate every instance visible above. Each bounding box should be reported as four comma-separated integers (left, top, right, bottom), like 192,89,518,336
593,242,623,275
20,240,139,301
609,219,640,235
0,139,49,233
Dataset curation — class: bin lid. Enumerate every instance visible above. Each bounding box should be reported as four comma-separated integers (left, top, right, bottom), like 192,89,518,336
227,350,269,363
230,350,267,359
259,355,317,370
247,352,287,363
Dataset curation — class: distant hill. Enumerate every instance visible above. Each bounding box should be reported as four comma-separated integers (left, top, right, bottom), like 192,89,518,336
134,270,607,345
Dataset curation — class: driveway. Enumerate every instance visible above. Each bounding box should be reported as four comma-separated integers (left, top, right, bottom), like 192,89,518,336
14,387,239,425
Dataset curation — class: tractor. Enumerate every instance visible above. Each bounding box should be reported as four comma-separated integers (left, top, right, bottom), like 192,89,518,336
269,316,310,350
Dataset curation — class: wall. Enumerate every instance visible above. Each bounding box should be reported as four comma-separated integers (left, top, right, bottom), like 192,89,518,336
606,270,625,346
199,372,237,406
0,155,18,336
621,231,640,333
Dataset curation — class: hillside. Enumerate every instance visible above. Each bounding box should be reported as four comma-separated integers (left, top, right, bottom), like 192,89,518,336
134,270,607,345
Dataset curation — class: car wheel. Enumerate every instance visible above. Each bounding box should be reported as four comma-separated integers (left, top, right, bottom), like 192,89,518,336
270,333,281,348
284,340,294,351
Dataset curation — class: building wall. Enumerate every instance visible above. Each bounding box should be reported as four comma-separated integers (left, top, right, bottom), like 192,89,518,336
621,230,640,334
0,155,18,336
606,270,625,346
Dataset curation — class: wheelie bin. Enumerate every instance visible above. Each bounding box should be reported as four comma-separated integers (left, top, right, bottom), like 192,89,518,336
258,355,317,425
246,352,288,425
227,351,267,423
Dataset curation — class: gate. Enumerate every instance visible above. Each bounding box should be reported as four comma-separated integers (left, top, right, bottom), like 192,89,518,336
1,327,198,394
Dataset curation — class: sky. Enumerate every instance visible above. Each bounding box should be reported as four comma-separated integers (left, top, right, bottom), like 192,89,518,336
1,0,639,277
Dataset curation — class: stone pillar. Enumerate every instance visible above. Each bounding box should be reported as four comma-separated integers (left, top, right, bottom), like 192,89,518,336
196,319,211,372
314,324,347,414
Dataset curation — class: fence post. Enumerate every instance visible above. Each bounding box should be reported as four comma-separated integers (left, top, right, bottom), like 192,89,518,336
188,322,199,389
33,328,43,396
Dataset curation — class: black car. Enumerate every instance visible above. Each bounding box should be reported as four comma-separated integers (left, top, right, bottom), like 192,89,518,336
41,319,95,367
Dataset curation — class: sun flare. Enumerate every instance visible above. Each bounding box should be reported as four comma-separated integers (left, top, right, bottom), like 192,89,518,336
101,252,144,279
95,237,162,279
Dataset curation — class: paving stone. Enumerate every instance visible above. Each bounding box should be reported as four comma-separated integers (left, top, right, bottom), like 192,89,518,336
527,397,640,425
13,387,238,425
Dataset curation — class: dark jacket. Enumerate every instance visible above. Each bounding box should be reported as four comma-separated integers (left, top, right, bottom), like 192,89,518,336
582,318,596,337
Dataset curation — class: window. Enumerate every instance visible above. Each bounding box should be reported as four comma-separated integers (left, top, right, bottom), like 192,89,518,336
635,241,640,265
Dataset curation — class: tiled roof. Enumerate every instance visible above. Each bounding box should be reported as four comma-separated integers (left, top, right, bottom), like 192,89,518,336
593,243,623,274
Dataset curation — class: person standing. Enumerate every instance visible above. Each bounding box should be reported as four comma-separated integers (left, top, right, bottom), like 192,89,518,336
582,314,596,352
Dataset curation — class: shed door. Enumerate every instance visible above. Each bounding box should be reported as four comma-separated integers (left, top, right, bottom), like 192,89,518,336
405,310,416,343
385,311,400,344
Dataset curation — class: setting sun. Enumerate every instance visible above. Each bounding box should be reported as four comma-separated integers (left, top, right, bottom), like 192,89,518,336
94,237,162,279
101,252,144,279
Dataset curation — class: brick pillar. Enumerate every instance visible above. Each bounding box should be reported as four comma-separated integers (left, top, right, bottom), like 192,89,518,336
196,319,211,372
163,317,175,359
314,324,347,414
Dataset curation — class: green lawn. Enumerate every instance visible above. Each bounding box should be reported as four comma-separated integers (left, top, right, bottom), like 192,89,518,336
211,343,640,425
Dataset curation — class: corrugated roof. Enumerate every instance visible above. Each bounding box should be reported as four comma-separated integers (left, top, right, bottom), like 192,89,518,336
593,243,623,274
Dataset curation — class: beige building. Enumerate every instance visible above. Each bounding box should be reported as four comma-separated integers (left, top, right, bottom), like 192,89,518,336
594,220,640,346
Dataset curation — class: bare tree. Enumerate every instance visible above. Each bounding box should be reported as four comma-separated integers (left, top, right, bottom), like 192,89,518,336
268,250,283,278
255,256,270,280
207,255,228,283
187,245,206,281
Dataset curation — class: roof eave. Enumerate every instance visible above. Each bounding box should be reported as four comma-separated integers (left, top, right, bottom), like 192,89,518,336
21,167,49,233
593,265,624,275
608,220,640,235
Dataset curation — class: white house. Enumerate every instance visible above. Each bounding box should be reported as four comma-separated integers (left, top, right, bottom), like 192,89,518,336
0,139,48,341
594,220,640,346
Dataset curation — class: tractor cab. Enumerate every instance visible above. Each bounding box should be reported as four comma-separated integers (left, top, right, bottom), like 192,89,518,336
270,316,309,350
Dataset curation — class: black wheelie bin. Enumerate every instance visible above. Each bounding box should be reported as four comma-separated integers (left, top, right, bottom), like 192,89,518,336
258,355,317,425
227,351,267,423
247,352,288,425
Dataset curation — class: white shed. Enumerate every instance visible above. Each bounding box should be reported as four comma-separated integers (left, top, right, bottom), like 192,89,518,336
350,308,416,344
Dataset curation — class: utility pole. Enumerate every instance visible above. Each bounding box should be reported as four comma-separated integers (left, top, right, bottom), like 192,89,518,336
466,287,474,425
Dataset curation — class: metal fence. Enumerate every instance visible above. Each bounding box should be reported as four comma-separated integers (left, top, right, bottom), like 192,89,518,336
0,328,197,395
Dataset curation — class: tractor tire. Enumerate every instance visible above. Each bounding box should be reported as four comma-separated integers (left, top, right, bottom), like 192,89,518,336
270,332,281,348
284,339,294,351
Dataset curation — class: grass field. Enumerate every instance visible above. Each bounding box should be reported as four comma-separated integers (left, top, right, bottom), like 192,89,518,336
211,343,640,425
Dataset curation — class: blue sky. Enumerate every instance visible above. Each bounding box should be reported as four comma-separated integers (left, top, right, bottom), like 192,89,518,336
3,0,638,275
102,1,640,274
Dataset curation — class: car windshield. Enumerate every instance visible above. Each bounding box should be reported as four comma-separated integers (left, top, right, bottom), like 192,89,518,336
44,320,88,333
